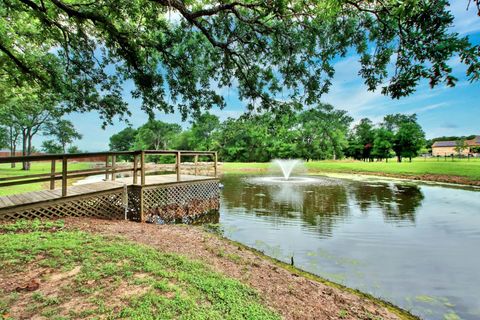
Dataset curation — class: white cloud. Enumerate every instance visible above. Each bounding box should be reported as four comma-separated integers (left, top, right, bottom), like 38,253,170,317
449,1,480,35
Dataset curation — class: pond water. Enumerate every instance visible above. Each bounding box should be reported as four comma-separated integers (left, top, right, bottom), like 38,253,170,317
218,174,480,320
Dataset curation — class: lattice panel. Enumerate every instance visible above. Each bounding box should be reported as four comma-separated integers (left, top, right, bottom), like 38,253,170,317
142,180,220,223
0,191,125,221
0,180,220,223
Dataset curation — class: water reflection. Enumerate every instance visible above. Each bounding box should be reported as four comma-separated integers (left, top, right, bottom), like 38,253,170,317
221,175,424,237
219,174,480,320
351,183,424,224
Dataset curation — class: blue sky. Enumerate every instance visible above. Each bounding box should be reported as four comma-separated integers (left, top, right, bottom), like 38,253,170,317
35,2,480,151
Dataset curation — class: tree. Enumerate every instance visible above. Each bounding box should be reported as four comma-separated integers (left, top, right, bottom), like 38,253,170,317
189,113,221,151
41,140,63,154
109,127,137,152
372,128,394,161
454,140,469,156
347,119,375,161
134,120,181,150
297,104,352,161
0,85,61,169
67,145,82,154
44,120,82,153
216,114,273,162
383,114,425,162
1,1,479,124
0,127,8,150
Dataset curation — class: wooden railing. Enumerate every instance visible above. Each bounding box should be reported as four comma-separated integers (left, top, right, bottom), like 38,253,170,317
0,150,218,197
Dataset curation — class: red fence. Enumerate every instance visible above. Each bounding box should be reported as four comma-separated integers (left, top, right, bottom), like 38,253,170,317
0,151,106,162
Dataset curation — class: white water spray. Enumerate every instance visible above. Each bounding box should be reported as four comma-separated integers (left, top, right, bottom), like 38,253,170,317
273,159,301,180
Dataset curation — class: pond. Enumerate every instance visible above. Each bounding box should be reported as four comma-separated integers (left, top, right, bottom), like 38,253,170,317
218,173,480,320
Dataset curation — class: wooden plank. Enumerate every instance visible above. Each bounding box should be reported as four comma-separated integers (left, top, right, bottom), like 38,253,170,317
36,190,57,201
133,154,138,185
0,196,15,208
62,157,68,197
0,197,16,208
176,151,181,182
214,152,218,178
111,155,116,181
140,151,146,186
105,156,110,181
9,193,32,206
50,160,56,190
194,155,198,176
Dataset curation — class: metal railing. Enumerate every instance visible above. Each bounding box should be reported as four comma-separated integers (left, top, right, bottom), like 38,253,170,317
0,150,218,197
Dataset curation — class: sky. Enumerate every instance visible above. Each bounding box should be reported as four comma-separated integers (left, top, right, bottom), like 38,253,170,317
34,2,480,151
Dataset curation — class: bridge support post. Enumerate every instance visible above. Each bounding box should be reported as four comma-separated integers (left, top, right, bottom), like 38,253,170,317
61,156,68,197
50,160,56,190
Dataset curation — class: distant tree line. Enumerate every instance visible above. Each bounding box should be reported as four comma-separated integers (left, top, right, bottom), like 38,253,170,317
0,85,83,170
109,104,427,163
345,114,426,162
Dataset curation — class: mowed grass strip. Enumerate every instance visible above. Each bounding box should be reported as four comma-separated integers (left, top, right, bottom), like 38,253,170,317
222,158,480,180
0,162,93,196
0,220,279,320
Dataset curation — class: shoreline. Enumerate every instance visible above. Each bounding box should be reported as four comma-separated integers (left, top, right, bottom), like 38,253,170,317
221,165,480,187
66,218,419,320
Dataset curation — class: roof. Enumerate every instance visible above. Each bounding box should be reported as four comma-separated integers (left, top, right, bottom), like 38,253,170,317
432,141,456,147
466,136,480,146
432,136,480,148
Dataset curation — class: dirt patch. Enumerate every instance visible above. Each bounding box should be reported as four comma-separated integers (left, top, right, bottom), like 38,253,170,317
0,263,151,319
313,170,480,186
65,217,413,320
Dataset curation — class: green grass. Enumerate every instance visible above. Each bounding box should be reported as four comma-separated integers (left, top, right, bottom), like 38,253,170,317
222,158,480,181
0,220,278,320
0,162,92,196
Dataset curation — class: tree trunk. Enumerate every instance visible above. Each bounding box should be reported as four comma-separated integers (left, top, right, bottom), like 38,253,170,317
397,155,402,162
10,126,16,168
25,130,33,171
22,129,28,170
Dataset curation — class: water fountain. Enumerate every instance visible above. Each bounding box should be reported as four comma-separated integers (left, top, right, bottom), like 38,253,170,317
274,159,300,180
246,159,338,185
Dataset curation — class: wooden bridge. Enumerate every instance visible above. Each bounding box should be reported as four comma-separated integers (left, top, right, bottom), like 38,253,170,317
0,150,220,222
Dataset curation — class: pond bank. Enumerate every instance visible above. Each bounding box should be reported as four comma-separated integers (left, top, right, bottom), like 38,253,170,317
66,217,417,320
221,162,480,186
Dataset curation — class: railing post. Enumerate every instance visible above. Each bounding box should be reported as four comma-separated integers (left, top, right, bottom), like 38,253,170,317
194,154,198,176
214,152,218,178
105,155,110,180
111,155,116,181
50,159,56,190
140,151,146,186
61,156,68,197
176,151,181,182
133,153,138,185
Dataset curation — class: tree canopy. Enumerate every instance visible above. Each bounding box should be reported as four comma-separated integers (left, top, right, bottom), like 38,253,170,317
43,119,82,153
1,0,479,124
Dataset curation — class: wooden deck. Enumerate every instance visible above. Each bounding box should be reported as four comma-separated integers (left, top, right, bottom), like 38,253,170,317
0,174,212,210
0,150,219,221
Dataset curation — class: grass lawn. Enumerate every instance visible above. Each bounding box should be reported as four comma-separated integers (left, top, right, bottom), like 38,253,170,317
0,162,92,196
0,220,278,319
222,158,480,181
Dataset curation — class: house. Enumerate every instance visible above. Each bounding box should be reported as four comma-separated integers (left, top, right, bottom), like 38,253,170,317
432,136,480,156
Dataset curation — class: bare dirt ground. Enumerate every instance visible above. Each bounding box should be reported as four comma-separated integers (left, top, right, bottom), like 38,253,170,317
319,171,480,186
65,217,412,320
